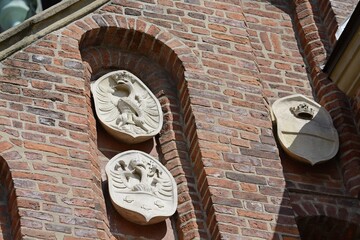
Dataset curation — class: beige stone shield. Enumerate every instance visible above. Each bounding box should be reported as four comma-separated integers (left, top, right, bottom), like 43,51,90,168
91,70,163,144
272,94,339,165
105,150,177,225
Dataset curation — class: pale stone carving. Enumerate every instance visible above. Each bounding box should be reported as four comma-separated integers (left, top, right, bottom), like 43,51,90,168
105,150,177,225
91,70,163,143
272,94,339,165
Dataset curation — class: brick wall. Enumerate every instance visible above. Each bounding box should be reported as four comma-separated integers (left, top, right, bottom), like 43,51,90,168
0,0,359,239
320,0,359,46
330,0,359,24
289,0,360,237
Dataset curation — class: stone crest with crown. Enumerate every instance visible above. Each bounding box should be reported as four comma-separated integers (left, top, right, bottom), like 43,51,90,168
271,94,339,165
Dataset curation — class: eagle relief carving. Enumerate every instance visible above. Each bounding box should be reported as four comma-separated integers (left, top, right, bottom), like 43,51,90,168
91,70,163,144
105,151,177,225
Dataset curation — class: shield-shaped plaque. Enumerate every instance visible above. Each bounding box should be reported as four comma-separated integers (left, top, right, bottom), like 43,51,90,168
105,150,177,225
272,94,339,165
91,70,163,144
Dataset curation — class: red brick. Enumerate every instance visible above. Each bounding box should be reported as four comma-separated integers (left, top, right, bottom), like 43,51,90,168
242,228,273,239
12,172,58,183
24,142,68,156
0,142,13,152
3,59,41,70
237,209,274,221
24,46,55,56
16,198,40,210
21,228,56,240
249,219,268,230
62,177,91,188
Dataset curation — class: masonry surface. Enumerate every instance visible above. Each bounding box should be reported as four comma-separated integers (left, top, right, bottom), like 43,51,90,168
0,0,359,239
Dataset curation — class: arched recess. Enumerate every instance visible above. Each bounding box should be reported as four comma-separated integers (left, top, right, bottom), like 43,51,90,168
76,14,211,239
290,196,360,240
297,216,360,239
0,156,20,240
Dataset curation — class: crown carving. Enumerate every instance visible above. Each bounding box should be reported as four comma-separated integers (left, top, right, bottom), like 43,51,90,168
290,103,314,119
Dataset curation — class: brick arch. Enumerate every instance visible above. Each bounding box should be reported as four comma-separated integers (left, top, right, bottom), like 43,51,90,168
290,197,360,226
66,14,212,239
0,153,20,240
61,14,200,83
79,25,189,83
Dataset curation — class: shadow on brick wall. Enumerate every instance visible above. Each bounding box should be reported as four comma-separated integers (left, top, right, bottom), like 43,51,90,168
275,136,360,240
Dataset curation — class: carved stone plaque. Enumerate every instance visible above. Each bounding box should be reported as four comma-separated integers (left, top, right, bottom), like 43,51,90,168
272,94,339,165
105,150,177,225
91,70,163,144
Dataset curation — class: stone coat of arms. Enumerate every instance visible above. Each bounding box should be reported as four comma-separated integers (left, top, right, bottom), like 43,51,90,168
105,150,177,225
91,70,163,144
272,94,339,165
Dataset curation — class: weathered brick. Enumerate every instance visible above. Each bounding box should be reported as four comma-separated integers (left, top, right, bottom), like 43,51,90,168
3,59,41,70
20,209,54,222
0,142,13,152
226,172,267,185
23,89,64,102
26,106,65,120
45,223,72,234
24,142,68,156
12,171,58,183
237,209,274,221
